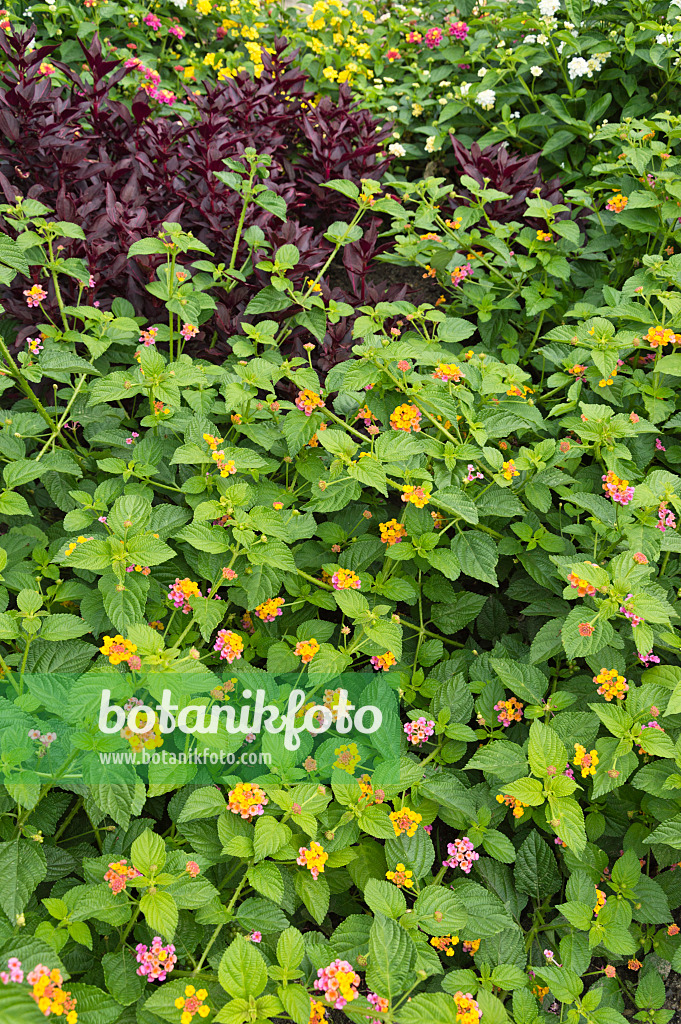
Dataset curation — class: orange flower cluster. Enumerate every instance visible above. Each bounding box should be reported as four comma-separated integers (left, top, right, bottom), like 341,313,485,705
496,794,527,818
605,193,627,212
227,781,268,821
567,572,597,597
430,934,458,955
433,362,464,383
646,325,677,348
29,966,78,1022
295,638,320,663
401,485,430,507
379,519,407,545
296,389,325,416
104,859,142,894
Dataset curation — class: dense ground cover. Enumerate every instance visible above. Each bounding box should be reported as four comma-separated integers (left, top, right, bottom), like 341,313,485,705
0,1,680,1023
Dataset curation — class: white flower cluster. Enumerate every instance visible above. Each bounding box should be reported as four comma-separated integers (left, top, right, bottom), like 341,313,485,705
388,143,406,157
530,65,544,76
567,52,609,78
476,88,497,109
460,81,472,96
425,136,440,153
656,32,674,44
538,0,560,15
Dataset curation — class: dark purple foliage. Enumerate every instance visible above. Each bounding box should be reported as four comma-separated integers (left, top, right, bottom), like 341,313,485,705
0,28,403,367
448,136,564,223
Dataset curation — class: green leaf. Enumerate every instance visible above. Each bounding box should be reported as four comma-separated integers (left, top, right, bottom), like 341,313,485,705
180,788,227,822
247,861,284,902
253,816,291,861
139,891,178,940
0,840,47,920
0,984,52,1022
366,913,414,999
491,660,549,704
219,936,267,999
102,949,146,1006
236,898,288,934
502,777,545,806
131,828,166,876
294,871,329,924
364,878,407,919
413,886,467,934
452,532,498,586
277,927,305,969
271,987,305,1024
514,833,561,900
0,490,32,516
528,720,568,778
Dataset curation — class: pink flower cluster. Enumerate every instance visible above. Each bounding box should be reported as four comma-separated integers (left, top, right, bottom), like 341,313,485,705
619,594,643,627
465,464,484,482
169,24,186,38
0,958,24,985
143,12,161,30
135,937,177,982
425,26,443,47
368,992,389,1022
442,837,479,874
314,959,361,1009
638,650,660,666
28,729,57,748
451,263,474,287
139,327,158,347
601,471,634,506
657,502,676,531
449,19,469,38
404,717,435,746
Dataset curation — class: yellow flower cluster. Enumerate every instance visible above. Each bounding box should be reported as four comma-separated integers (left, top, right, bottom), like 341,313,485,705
30,968,78,1022
594,667,628,701
379,518,407,545
389,806,422,837
334,742,361,772
64,534,93,557
453,991,482,1024
255,596,285,621
295,638,320,663
386,862,413,888
175,985,210,1024
297,840,329,879
501,460,519,481
390,403,421,432
99,635,138,666
430,934,458,955
433,362,464,383
401,485,431,507
574,743,599,777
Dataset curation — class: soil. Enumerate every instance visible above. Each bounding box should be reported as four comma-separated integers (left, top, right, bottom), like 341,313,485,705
666,964,681,1023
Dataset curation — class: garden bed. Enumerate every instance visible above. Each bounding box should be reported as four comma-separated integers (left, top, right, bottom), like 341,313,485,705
0,1,679,1023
